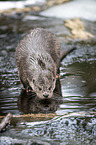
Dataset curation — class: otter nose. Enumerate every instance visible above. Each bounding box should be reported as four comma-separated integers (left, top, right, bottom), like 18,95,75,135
43,94,49,98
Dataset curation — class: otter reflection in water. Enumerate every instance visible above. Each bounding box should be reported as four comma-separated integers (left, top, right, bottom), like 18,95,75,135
18,78,62,114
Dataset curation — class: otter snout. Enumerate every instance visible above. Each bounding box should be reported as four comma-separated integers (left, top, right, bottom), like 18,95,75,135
43,94,49,98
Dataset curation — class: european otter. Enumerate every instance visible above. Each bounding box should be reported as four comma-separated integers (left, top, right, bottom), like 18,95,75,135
16,28,75,99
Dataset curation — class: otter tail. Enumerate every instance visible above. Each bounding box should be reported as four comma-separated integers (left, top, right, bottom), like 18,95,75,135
60,47,76,62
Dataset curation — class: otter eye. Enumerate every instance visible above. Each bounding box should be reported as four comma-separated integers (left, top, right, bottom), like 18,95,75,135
33,79,35,83
53,78,55,82
48,86,52,90
39,87,42,91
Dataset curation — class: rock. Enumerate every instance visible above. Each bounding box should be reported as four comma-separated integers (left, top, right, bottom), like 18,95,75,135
64,18,94,39
46,0,70,6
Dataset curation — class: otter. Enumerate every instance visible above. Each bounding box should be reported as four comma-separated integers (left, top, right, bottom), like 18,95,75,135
15,28,75,99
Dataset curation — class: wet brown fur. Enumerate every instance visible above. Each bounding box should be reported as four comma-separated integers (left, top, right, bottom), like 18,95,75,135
15,28,75,99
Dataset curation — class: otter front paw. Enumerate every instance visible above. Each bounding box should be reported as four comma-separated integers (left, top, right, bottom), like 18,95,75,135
56,74,60,79
26,86,33,95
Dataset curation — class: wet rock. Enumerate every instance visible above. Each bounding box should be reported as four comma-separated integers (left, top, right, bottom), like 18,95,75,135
45,0,70,7
64,18,94,39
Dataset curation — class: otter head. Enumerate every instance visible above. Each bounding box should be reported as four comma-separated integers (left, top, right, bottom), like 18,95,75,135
28,70,56,99
27,52,57,99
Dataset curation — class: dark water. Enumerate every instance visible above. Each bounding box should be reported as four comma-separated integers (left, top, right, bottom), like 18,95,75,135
0,14,96,144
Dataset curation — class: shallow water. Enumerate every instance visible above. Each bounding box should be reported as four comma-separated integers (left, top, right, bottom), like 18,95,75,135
0,0,45,10
0,5,96,145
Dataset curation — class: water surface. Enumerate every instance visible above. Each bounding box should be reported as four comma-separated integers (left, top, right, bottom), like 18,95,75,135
0,4,96,144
